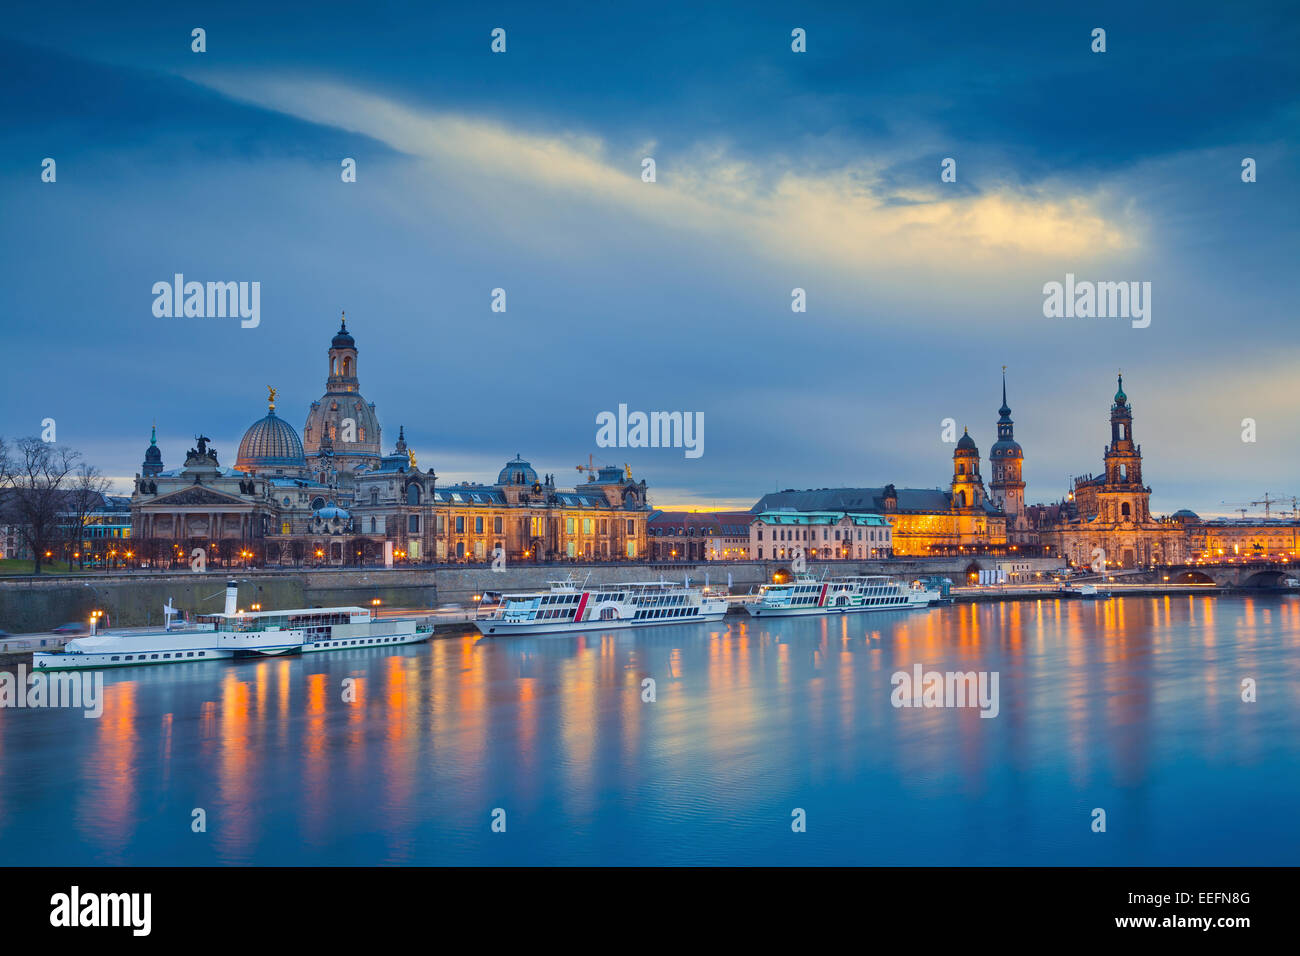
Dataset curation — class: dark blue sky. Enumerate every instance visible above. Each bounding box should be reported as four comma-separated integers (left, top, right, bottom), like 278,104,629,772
2,1,1297,514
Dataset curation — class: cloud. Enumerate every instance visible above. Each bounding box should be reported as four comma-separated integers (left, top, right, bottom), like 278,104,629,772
188,72,1139,273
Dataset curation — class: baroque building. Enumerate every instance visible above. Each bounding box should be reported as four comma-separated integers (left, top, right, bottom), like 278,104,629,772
1039,375,1186,568
130,316,651,567
303,314,383,487
749,420,1008,555
988,371,1031,548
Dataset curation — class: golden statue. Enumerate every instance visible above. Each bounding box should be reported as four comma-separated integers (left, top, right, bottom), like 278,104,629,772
624,463,632,481
267,385,277,411
408,448,418,469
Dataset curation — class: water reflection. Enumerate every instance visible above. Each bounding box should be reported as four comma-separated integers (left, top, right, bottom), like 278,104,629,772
1,595,1298,865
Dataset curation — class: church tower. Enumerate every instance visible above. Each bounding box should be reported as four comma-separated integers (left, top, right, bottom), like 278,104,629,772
304,312,384,489
988,369,1025,519
950,428,985,509
1102,373,1149,523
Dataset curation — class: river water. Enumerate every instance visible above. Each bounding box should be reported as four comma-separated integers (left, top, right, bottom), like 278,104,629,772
1,594,1297,865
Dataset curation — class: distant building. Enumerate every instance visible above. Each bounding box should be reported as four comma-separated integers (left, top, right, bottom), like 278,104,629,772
749,510,892,561
748,377,1025,555
1039,375,1186,568
1171,510,1299,561
131,315,651,566
648,511,753,561
988,371,1031,548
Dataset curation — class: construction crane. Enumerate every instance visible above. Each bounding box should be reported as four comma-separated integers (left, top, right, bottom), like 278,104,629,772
1220,493,1299,520
576,454,599,482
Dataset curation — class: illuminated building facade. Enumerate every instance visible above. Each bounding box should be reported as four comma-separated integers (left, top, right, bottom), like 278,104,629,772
131,317,650,566
750,510,892,560
649,511,752,561
1172,510,1300,562
1039,375,1186,568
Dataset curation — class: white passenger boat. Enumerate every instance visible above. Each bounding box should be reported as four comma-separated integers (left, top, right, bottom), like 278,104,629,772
475,576,728,636
31,581,426,671
746,574,938,618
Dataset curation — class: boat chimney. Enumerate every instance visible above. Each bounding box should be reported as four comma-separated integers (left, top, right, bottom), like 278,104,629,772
224,580,239,616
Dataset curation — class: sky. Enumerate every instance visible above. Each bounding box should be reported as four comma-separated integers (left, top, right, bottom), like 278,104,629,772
1,1,1297,516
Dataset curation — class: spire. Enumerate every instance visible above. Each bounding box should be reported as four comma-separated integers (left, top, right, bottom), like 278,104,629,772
1114,370,1126,404
998,366,1011,420
150,421,157,446
340,310,347,332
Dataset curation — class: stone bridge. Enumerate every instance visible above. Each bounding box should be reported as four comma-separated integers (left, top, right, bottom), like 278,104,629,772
1093,563,1299,589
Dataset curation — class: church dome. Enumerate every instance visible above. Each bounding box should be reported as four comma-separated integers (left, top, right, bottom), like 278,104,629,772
989,438,1023,459
956,429,978,452
236,409,307,472
1114,373,1127,405
332,315,355,349
497,455,538,485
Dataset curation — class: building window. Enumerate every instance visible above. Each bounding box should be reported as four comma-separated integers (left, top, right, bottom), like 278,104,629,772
475,516,484,534
456,516,465,533
494,516,503,534
408,515,420,534
407,485,421,505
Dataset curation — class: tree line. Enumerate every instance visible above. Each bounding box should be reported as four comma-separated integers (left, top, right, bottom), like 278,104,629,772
0,435,112,575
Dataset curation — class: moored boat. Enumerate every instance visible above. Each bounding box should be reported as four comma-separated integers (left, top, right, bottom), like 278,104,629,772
475,576,727,636
31,581,426,671
746,573,938,617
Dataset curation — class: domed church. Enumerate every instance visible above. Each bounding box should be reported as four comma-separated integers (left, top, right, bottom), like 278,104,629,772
235,389,308,477
129,314,653,568
303,313,383,486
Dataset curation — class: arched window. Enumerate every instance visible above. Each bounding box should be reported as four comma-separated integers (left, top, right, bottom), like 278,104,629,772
342,357,353,377
1121,502,1131,517
370,489,379,506
406,484,421,505
370,517,376,533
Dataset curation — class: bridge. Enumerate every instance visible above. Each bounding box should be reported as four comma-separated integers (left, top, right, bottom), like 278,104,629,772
1078,562,1299,589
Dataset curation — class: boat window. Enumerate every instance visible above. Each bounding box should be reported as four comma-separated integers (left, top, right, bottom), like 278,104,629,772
111,656,120,661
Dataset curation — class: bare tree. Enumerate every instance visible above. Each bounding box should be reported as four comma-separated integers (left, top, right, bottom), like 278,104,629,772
2,438,80,574
63,463,112,570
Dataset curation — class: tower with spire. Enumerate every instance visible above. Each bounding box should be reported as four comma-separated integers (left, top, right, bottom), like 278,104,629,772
988,367,1026,526
141,422,164,477
1100,372,1148,521
304,311,384,491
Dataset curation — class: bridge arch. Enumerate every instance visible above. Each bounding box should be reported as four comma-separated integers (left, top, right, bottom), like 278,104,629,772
1243,569,1290,589
1172,570,1215,585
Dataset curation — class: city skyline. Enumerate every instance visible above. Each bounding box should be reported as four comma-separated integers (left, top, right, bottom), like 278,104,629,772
2,3,1297,516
